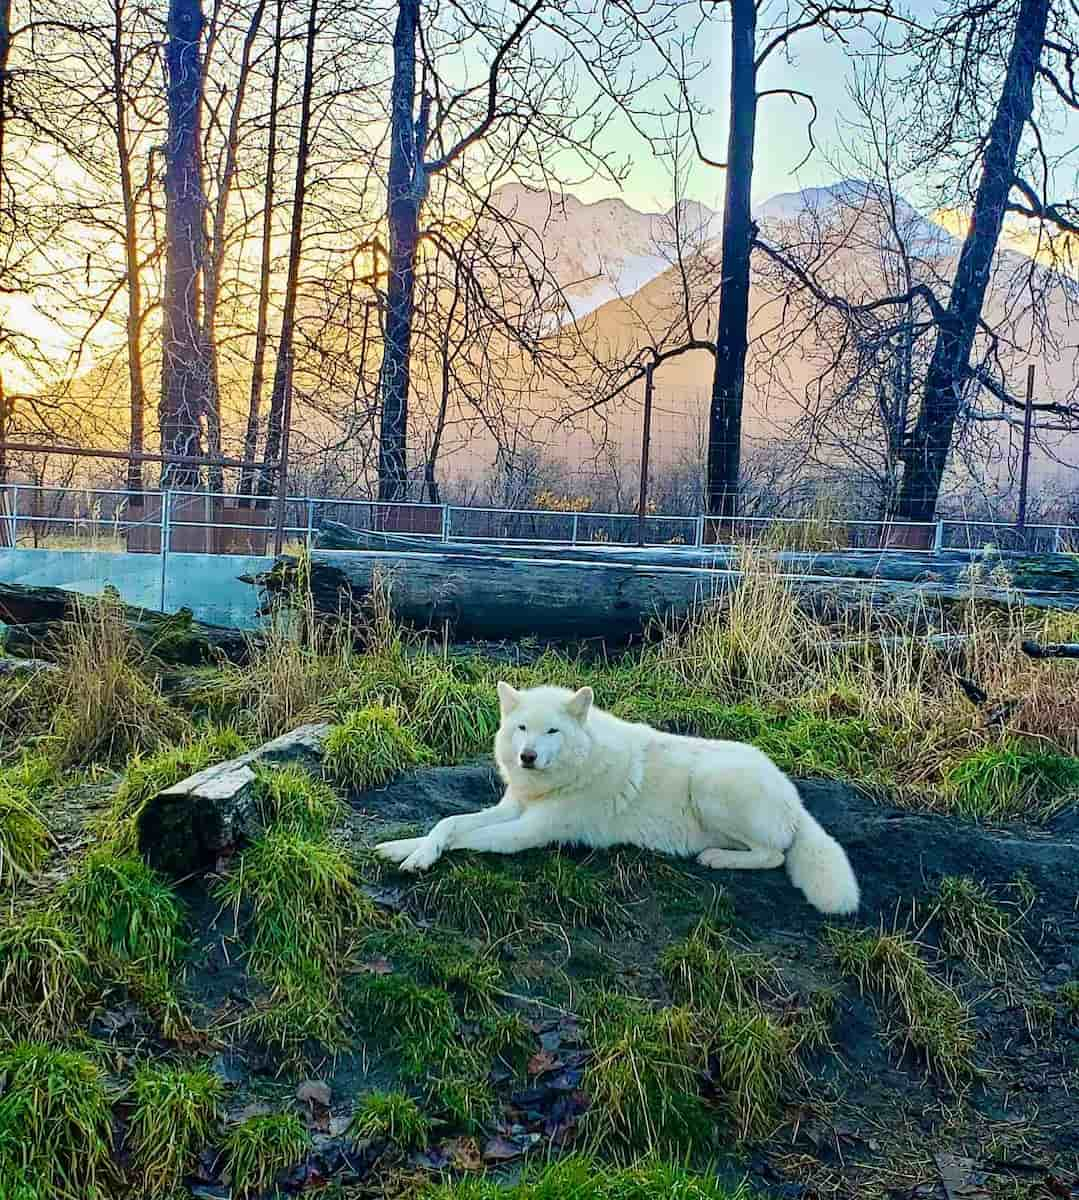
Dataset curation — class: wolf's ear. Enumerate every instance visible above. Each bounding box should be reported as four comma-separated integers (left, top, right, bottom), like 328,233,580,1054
497,681,521,714
565,686,593,721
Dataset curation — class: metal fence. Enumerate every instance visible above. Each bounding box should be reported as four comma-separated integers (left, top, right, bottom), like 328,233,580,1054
2,483,1077,559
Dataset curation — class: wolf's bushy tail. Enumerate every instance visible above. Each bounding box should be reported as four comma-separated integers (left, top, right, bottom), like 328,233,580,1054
785,809,860,915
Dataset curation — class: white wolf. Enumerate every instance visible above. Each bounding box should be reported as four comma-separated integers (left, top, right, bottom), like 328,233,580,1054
375,683,860,915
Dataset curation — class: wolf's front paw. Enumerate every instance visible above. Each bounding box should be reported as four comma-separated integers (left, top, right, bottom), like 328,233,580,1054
375,837,425,865
399,839,442,873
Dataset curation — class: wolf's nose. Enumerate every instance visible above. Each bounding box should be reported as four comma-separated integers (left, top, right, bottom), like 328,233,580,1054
520,749,537,767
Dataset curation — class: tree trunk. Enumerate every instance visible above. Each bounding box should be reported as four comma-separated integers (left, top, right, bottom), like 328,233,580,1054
706,0,757,519
377,0,424,502
895,0,1050,523
111,0,149,498
160,0,209,490
0,0,11,221
241,0,284,498
203,0,267,497
258,0,317,500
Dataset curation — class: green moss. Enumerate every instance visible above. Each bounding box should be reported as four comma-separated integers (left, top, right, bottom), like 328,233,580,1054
127,1063,223,1197
0,1042,115,1200
60,850,185,972
348,1089,430,1148
222,1113,311,1199
944,742,1079,820
322,704,430,790
0,910,91,1037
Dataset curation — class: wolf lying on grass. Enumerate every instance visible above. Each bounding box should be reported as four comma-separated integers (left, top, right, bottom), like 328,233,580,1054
376,683,860,914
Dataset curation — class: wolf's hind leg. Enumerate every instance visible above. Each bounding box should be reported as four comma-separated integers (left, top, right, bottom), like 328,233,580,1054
697,846,785,870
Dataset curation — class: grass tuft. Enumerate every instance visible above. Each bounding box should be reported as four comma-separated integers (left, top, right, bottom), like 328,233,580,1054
251,763,343,837
0,1041,115,1200
412,668,501,762
1059,980,1079,1020
580,991,714,1157
659,921,762,1011
930,875,1024,978
44,596,189,766
420,1155,752,1200
241,964,351,1062
944,741,1079,821
323,704,429,790
828,927,976,1086
0,768,50,889
222,1112,312,1199
712,1006,791,1140
127,1063,224,1197
348,1090,430,1148
60,849,185,971
0,910,91,1037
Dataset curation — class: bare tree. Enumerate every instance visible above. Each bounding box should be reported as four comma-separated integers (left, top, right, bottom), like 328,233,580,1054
161,0,210,487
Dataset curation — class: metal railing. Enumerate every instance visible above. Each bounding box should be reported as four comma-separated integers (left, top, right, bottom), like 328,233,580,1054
1,478,1076,613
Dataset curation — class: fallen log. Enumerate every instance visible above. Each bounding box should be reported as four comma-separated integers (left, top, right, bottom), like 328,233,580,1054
0,581,254,665
137,722,331,876
0,653,58,676
1022,640,1079,659
313,521,1079,593
250,549,1079,644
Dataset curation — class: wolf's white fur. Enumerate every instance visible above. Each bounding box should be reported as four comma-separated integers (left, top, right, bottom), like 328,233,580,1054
375,683,860,915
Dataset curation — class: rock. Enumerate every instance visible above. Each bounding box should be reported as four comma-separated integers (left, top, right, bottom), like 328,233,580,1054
297,1080,332,1108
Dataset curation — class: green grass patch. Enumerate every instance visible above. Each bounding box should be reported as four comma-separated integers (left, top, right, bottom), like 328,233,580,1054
828,927,976,1086
1059,981,1079,1020
360,918,501,1014
420,1155,752,1200
0,910,91,1037
251,763,343,837
323,704,430,790
0,1042,115,1200
944,741,1079,820
580,991,714,1157
222,1112,311,1199
411,668,502,761
0,768,50,889
216,826,369,980
930,875,1023,978
60,850,185,972
127,1063,224,1197
242,964,351,1064
348,1089,430,1148
712,1006,791,1140
659,921,763,1011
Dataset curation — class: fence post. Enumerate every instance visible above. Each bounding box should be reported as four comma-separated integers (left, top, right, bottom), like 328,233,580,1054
1054,526,1062,554
695,513,705,547
306,498,316,547
9,485,18,548
441,505,450,542
932,519,944,553
159,491,171,611
571,512,579,545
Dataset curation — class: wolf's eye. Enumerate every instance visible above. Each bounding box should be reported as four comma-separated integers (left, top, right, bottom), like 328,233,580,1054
546,728,559,735
518,724,526,731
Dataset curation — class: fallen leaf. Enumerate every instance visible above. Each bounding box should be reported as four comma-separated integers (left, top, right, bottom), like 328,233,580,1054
527,1050,560,1076
356,956,394,976
934,1153,991,1200
444,1137,483,1171
483,1136,525,1162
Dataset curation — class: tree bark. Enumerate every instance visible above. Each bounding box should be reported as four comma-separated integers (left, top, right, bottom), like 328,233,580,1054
706,0,757,518
161,0,209,490
111,0,149,498
258,0,318,500
894,0,1051,522
0,0,11,222
377,0,425,501
241,0,284,498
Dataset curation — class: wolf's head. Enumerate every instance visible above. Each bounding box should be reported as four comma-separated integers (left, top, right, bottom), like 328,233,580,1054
494,682,594,783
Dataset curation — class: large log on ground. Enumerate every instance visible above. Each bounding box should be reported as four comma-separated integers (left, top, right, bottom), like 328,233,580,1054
138,722,331,876
314,521,1079,594
251,549,1079,644
0,581,254,665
